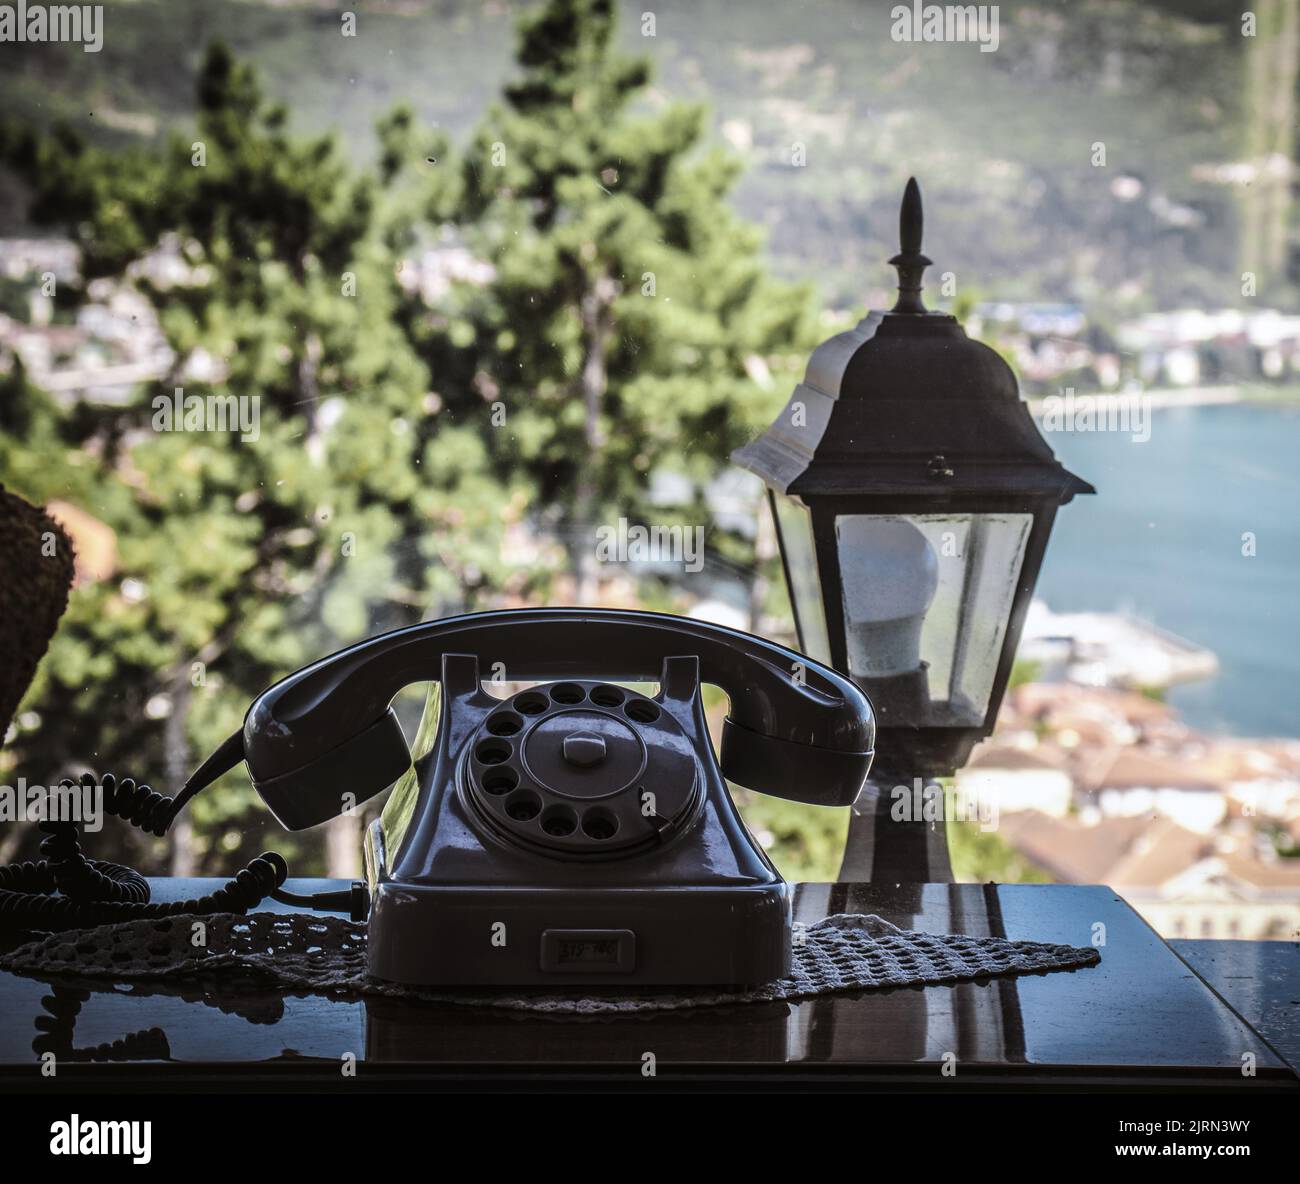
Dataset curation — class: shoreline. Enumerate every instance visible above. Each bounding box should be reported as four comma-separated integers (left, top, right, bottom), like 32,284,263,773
1026,383,1300,415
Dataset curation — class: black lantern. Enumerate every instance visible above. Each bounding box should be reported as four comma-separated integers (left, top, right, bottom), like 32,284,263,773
733,179,1093,785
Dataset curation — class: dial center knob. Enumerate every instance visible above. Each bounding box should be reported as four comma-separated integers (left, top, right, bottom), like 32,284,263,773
562,731,607,768
523,710,645,799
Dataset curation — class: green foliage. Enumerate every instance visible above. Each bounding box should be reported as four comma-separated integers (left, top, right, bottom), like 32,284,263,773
0,7,812,875
947,820,1053,884
1008,659,1041,691
0,44,509,873
397,0,813,581
733,789,850,883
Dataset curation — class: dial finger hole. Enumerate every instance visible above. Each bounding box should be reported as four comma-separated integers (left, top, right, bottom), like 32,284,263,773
514,692,548,715
481,769,518,796
582,807,618,840
505,791,541,822
475,739,511,765
540,804,578,837
487,712,523,737
625,699,660,724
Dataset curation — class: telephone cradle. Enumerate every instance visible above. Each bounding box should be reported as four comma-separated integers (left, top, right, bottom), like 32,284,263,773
0,609,876,990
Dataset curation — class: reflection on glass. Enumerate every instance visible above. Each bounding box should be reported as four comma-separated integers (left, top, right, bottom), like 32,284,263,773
770,492,832,664
838,518,938,678
836,513,1032,726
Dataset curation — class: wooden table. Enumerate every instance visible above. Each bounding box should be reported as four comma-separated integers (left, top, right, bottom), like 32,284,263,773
0,879,1295,1092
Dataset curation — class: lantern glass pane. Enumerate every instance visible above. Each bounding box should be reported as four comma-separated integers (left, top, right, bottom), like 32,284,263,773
770,492,832,665
835,512,1032,726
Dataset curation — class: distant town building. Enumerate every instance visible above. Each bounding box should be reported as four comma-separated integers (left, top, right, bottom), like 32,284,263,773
1000,812,1300,940
973,646,1300,940
0,237,174,402
957,743,1073,818
0,238,79,284
395,239,495,306
1082,748,1228,834
965,299,1300,394
1018,600,1218,691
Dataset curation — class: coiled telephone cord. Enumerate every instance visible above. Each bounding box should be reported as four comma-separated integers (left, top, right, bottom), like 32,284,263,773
0,730,367,932
34,984,172,1062
0,770,288,931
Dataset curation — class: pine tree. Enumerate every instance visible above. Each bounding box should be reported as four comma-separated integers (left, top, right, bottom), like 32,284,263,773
0,46,509,875
0,8,821,875
399,0,813,600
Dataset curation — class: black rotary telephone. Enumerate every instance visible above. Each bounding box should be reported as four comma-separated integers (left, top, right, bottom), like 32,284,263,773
0,609,874,988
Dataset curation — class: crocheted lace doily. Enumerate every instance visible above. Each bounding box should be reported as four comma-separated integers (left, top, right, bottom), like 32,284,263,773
0,910,1099,1013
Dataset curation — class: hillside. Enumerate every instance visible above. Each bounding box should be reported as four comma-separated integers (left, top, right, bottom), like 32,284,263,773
0,0,1276,312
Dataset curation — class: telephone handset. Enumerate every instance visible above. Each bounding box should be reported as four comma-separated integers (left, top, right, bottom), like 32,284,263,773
235,608,874,988
241,608,875,829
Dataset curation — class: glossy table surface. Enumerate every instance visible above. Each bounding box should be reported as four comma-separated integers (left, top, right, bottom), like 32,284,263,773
0,880,1295,1091
1173,939,1300,1073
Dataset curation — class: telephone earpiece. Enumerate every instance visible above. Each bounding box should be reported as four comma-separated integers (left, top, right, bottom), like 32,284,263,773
244,702,409,831
238,608,875,830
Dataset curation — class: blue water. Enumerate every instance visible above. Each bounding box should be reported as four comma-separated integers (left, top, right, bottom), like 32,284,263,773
1034,402,1300,738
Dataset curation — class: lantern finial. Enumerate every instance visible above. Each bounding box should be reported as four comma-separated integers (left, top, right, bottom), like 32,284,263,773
888,177,931,314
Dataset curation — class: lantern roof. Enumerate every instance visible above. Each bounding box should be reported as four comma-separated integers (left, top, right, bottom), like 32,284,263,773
732,178,1095,504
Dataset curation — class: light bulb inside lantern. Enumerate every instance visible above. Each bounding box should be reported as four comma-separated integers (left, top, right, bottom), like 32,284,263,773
837,518,939,679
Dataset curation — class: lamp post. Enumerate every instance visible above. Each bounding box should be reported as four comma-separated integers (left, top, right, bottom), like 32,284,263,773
732,178,1094,881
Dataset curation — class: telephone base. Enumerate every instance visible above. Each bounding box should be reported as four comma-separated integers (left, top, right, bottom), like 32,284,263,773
351,641,860,990
366,878,793,989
